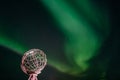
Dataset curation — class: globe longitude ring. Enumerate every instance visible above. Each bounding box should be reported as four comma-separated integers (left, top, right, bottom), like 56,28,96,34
21,49,47,80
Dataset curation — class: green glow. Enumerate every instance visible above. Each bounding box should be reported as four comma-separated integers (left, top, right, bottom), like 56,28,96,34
0,0,109,77
0,34,28,54
41,0,109,75
75,0,109,30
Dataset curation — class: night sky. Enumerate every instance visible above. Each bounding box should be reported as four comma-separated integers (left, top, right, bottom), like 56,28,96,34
0,0,120,80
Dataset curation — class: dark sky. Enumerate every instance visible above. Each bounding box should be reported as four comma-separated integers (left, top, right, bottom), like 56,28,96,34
0,0,120,80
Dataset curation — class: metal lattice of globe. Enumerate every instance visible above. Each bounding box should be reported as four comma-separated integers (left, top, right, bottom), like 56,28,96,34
21,49,47,80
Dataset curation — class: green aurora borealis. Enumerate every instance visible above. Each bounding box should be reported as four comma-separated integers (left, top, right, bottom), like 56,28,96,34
40,0,109,76
0,0,110,78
